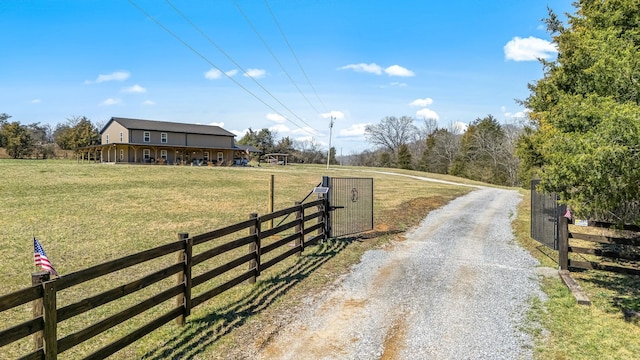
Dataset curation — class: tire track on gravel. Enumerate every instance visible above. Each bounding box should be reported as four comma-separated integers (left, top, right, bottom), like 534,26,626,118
257,188,543,360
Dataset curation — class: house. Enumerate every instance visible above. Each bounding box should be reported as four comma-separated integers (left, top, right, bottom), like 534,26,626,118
80,117,258,165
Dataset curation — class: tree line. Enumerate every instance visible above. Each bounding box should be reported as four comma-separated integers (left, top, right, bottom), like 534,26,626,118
0,114,99,159
237,127,337,165
352,114,523,187
0,114,338,165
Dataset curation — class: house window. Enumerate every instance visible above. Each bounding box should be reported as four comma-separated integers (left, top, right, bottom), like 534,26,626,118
143,149,150,160
203,151,209,161
120,132,123,142
119,149,124,161
217,152,224,163
161,133,167,143
160,150,167,160
143,131,150,143
105,134,109,144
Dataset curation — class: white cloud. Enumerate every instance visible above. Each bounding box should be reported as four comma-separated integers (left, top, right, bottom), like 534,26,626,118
384,65,415,77
339,63,383,75
269,123,290,133
320,111,345,120
142,100,155,105
504,36,557,61
101,98,122,106
122,84,146,93
416,108,440,120
294,135,316,143
292,126,321,136
205,68,238,80
205,69,222,79
453,121,468,133
86,71,131,84
266,113,287,123
209,121,224,127
502,106,531,120
339,123,368,137
243,68,267,79
410,98,434,107
31,99,41,104
230,129,248,138
390,82,408,87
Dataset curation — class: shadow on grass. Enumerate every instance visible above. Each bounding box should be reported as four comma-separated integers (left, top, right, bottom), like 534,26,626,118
534,244,559,267
580,270,640,320
140,237,357,360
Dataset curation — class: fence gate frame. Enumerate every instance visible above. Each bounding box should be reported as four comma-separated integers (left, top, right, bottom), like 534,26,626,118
321,176,374,238
530,179,566,250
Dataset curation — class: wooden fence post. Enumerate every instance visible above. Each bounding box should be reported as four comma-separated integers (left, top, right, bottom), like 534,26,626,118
32,271,50,352
558,215,569,270
42,279,57,359
248,213,260,284
268,175,274,230
295,202,304,256
176,232,189,326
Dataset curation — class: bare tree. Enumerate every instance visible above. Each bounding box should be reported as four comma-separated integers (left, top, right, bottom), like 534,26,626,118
410,117,439,165
364,116,418,154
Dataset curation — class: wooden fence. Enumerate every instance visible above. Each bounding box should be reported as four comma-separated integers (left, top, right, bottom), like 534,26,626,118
559,216,640,276
0,198,327,359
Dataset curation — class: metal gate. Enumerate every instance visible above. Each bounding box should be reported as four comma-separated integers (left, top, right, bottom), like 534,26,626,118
530,179,565,250
323,176,374,237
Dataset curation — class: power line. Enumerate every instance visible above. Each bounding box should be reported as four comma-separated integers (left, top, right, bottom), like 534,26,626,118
262,0,330,114
126,0,318,136
234,0,326,117
165,0,319,134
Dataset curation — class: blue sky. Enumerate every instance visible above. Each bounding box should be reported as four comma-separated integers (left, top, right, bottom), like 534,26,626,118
1,0,574,154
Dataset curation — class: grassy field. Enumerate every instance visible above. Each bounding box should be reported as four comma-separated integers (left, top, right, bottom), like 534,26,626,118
3,159,638,359
0,159,472,359
513,189,640,359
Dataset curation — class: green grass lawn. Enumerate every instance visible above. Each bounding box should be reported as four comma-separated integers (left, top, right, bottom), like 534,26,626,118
514,189,640,360
0,159,471,359
6,160,637,359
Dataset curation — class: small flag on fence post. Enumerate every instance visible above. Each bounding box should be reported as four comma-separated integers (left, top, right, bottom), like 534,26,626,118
34,237,58,276
564,208,572,220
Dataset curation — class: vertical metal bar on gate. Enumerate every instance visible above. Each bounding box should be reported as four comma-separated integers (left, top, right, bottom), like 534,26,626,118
322,176,332,238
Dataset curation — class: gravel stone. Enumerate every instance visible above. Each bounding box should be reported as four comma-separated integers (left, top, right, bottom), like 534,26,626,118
256,188,546,359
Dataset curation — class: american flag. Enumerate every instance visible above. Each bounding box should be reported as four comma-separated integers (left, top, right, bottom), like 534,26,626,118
564,208,572,220
34,238,58,276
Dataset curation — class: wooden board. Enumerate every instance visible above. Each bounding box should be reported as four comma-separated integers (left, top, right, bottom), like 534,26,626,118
559,270,591,306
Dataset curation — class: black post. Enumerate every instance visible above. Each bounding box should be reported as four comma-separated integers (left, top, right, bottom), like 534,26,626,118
322,176,331,239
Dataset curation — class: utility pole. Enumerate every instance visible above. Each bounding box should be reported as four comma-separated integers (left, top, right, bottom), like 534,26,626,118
326,115,334,170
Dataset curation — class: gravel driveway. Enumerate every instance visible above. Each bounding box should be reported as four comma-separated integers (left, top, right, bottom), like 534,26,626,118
257,187,545,359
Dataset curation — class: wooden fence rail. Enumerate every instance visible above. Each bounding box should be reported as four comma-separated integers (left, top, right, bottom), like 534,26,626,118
558,216,640,276
0,198,327,359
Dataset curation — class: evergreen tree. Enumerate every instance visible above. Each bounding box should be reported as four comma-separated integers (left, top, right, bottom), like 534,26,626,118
396,143,413,170
519,1,640,223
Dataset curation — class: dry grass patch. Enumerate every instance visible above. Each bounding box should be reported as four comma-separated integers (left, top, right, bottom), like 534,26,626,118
0,160,471,359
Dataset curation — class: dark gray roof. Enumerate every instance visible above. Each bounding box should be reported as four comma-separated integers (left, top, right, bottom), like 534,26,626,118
102,117,236,137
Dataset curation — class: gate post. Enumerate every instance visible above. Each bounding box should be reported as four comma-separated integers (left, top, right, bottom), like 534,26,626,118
322,176,331,239
558,215,569,270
